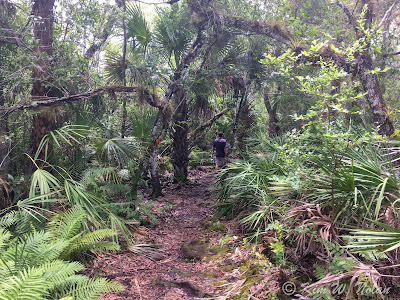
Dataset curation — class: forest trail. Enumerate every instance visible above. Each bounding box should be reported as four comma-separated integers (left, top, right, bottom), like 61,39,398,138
91,166,240,300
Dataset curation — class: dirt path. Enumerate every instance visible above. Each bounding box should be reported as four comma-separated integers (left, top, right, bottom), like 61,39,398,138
91,166,240,300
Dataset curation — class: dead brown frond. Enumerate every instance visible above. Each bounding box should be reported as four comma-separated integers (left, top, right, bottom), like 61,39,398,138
288,203,337,257
194,279,246,300
304,262,386,300
137,86,160,107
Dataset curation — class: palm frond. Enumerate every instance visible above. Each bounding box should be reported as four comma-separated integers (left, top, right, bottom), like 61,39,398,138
345,219,400,253
153,4,194,67
98,137,141,167
126,3,151,54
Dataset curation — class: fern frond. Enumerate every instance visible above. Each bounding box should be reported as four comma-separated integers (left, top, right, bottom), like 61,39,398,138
31,240,70,265
0,211,19,227
80,167,120,189
66,229,119,255
100,184,130,196
48,207,85,240
63,277,124,300
0,228,11,250
42,260,84,287
0,267,50,300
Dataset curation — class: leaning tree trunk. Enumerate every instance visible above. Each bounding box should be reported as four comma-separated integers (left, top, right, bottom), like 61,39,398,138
357,50,394,137
170,88,189,182
31,0,61,159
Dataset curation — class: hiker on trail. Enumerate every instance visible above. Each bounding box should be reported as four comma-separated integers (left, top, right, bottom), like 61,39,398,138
212,131,227,170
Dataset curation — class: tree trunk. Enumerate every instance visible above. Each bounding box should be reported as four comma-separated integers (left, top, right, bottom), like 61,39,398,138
170,88,189,182
0,92,10,175
230,76,248,152
263,91,279,138
120,0,127,138
357,50,394,137
149,110,166,198
31,0,61,160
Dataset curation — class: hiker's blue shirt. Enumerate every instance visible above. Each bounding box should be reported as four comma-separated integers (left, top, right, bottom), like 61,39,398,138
213,138,227,157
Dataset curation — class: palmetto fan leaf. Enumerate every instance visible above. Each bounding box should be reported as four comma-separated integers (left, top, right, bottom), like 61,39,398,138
153,4,194,67
99,137,141,167
129,108,158,139
34,125,90,161
29,168,61,199
306,142,399,223
345,219,400,253
126,4,151,54
104,51,126,84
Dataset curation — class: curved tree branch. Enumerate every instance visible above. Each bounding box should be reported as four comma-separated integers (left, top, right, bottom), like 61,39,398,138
0,85,140,117
188,107,229,144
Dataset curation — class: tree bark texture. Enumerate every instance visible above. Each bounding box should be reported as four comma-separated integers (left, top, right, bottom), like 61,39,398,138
1,86,140,116
188,107,229,145
357,50,394,136
263,92,279,138
0,91,10,175
149,111,164,197
31,0,61,159
170,88,189,182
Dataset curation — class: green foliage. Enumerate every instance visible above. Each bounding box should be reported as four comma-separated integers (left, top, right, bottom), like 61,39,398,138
0,208,123,299
153,3,195,67
34,125,90,162
97,137,141,168
345,219,400,253
189,148,211,168
126,4,151,54
214,136,288,219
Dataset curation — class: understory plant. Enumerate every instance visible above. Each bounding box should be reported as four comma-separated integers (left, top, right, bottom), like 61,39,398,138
214,27,400,297
0,207,123,299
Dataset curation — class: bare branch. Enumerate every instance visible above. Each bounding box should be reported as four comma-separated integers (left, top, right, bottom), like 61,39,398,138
377,0,399,30
336,1,360,36
188,108,229,144
132,0,180,5
215,13,292,45
382,51,400,57
0,85,139,117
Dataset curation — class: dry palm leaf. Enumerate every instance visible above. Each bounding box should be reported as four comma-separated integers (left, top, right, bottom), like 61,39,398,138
304,262,385,300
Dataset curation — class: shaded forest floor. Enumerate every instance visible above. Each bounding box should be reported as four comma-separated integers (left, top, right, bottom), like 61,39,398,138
88,166,281,299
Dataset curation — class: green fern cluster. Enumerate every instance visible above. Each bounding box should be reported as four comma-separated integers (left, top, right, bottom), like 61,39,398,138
0,207,123,300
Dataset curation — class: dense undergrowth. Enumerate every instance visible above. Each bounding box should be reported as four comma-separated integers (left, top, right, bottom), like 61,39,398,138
215,128,400,299
0,122,158,299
